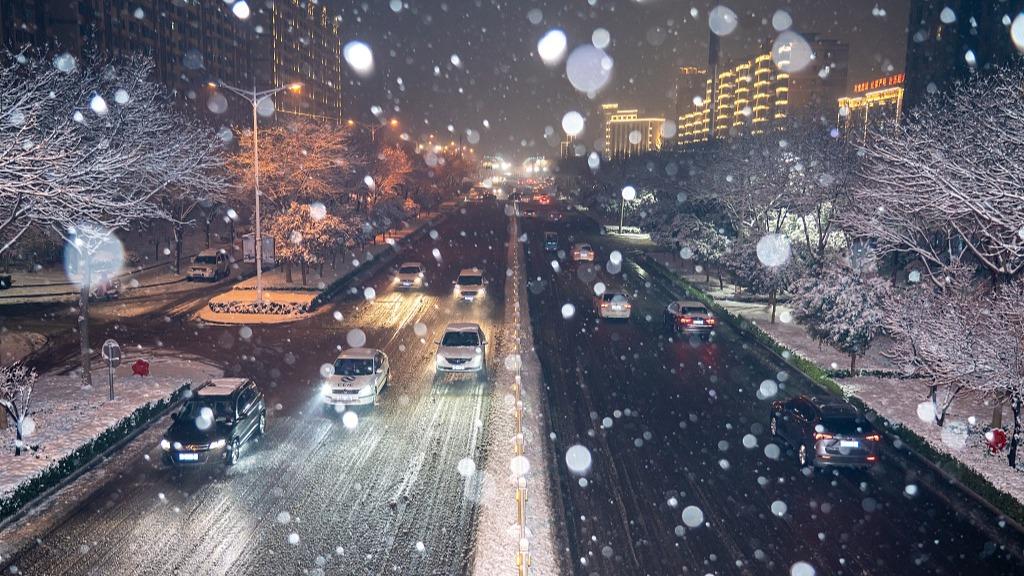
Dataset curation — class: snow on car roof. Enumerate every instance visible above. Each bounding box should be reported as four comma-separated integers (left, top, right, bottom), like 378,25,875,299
458,268,482,276
673,300,707,308
196,378,248,396
337,347,378,360
196,248,222,257
399,262,423,269
445,322,482,332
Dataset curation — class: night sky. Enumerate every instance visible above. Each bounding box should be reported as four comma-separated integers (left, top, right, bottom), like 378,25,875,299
330,0,910,160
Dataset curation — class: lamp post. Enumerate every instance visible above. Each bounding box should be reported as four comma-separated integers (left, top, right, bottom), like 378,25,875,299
347,117,399,143
209,81,301,304
619,185,636,234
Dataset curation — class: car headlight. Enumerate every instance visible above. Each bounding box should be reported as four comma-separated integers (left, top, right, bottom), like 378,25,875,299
320,383,333,396
209,439,227,450
160,439,171,451
454,285,461,294
436,353,446,366
473,353,483,366
477,287,485,296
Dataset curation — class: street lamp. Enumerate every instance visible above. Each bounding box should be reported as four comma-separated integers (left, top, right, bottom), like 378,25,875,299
208,80,302,304
620,185,636,234
347,118,399,142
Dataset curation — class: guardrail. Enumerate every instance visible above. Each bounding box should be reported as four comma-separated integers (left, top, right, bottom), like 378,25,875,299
508,207,532,576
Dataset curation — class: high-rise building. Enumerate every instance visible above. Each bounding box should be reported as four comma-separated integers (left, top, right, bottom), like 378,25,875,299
601,104,665,159
904,0,1024,107
676,35,849,147
675,66,706,132
837,73,905,145
0,0,342,122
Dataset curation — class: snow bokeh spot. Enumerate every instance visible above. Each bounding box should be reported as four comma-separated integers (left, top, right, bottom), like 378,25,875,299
756,233,792,267
681,505,704,528
561,303,576,319
565,45,613,93
708,6,739,36
343,41,374,77
538,29,568,66
565,444,593,475
346,329,367,348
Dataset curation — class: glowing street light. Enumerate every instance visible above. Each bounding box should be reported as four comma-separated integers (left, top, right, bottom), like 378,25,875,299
208,80,303,304
620,185,636,234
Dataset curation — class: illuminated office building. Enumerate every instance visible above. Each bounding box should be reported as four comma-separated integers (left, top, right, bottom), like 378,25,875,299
601,104,665,159
837,74,905,145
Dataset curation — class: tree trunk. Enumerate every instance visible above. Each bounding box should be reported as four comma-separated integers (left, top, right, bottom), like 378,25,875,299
15,422,23,456
1009,397,1021,469
992,402,1004,429
850,352,857,375
318,260,324,278
769,290,777,324
79,253,93,388
153,239,160,262
285,261,293,284
173,224,184,275
229,219,235,246
705,266,711,283
205,219,212,248
300,261,307,286
718,267,724,289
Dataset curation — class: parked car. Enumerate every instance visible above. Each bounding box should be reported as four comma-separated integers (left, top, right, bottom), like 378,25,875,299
395,261,425,289
187,249,229,281
454,267,487,301
571,243,595,262
770,395,881,468
435,322,488,378
161,378,266,466
548,211,563,222
664,300,716,338
522,208,537,218
596,290,632,319
544,232,559,252
321,348,390,409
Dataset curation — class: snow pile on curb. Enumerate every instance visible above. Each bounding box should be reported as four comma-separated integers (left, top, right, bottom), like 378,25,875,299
472,213,561,576
0,353,221,501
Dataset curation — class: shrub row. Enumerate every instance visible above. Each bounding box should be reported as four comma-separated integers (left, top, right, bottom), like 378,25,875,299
0,384,190,524
208,300,311,316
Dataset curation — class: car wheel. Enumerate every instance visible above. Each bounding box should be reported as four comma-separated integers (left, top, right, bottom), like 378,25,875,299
769,415,778,437
227,439,240,466
798,443,811,467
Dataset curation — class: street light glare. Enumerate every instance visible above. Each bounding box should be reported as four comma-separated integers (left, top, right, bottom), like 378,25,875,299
288,82,303,92
390,118,399,127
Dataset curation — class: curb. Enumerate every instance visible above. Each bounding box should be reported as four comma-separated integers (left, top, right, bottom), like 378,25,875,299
632,252,1024,538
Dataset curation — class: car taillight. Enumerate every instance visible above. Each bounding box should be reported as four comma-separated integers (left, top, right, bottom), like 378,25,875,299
866,455,878,462
707,318,716,325
679,317,693,324
865,433,881,442
813,432,833,440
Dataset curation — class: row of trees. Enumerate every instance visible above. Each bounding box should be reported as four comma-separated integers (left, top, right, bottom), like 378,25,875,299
0,50,475,448
564,66,1024,468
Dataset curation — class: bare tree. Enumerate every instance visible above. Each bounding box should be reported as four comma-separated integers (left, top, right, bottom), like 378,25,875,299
0,362,37,456
846,67,1024,286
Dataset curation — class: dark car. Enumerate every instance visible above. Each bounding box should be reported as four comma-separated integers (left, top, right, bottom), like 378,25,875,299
664,300,716,338
770,395,881,468
544,232,559,252
161,378,266,466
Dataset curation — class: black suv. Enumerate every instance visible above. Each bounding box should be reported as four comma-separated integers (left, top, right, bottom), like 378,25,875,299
770,395,881,468
161,378,266,466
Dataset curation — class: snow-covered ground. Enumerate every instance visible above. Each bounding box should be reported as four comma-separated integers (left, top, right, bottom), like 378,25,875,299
649,252,1024,506
472,215,560,576
0,352,221,500
0,332,46,364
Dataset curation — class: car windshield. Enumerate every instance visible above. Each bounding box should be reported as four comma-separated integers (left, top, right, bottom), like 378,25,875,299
821,416,871,435
181,398,233,422
333,358,374,376
8,3,1017,573
442,331,479,347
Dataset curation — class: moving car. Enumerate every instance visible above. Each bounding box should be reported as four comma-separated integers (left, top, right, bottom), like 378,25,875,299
395,261,425,289
549,211,563,222
571,243,595,262
770,395,881,468
454,268,486,301
435,322,488,377
161,378,266,466
321,348,390,409
544,232,559,252
522,208,537,218
664,300,716,338
187,249,229,281
596,290,632,320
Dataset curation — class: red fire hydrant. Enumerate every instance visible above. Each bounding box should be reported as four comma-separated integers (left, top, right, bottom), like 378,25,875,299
132,359,150,377
986,428,1008,454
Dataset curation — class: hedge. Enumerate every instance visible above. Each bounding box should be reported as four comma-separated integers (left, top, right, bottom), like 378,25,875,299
0,383,190,524
633,253,1024,529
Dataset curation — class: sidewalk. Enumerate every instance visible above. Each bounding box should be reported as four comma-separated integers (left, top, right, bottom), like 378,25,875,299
647,250,1024,506
1,351,221,502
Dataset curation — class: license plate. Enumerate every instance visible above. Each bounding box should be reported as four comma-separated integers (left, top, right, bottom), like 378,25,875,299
453,365,465,370
178,453,199,461
840,440,859,448
693,319,704,325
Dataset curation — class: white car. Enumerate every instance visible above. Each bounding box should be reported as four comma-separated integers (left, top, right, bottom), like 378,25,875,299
188,249,230,281
395,261,425,289
571,243,595,262
435,323,488,377
320,348,390,409
596,290,632,319
454,268,487,301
